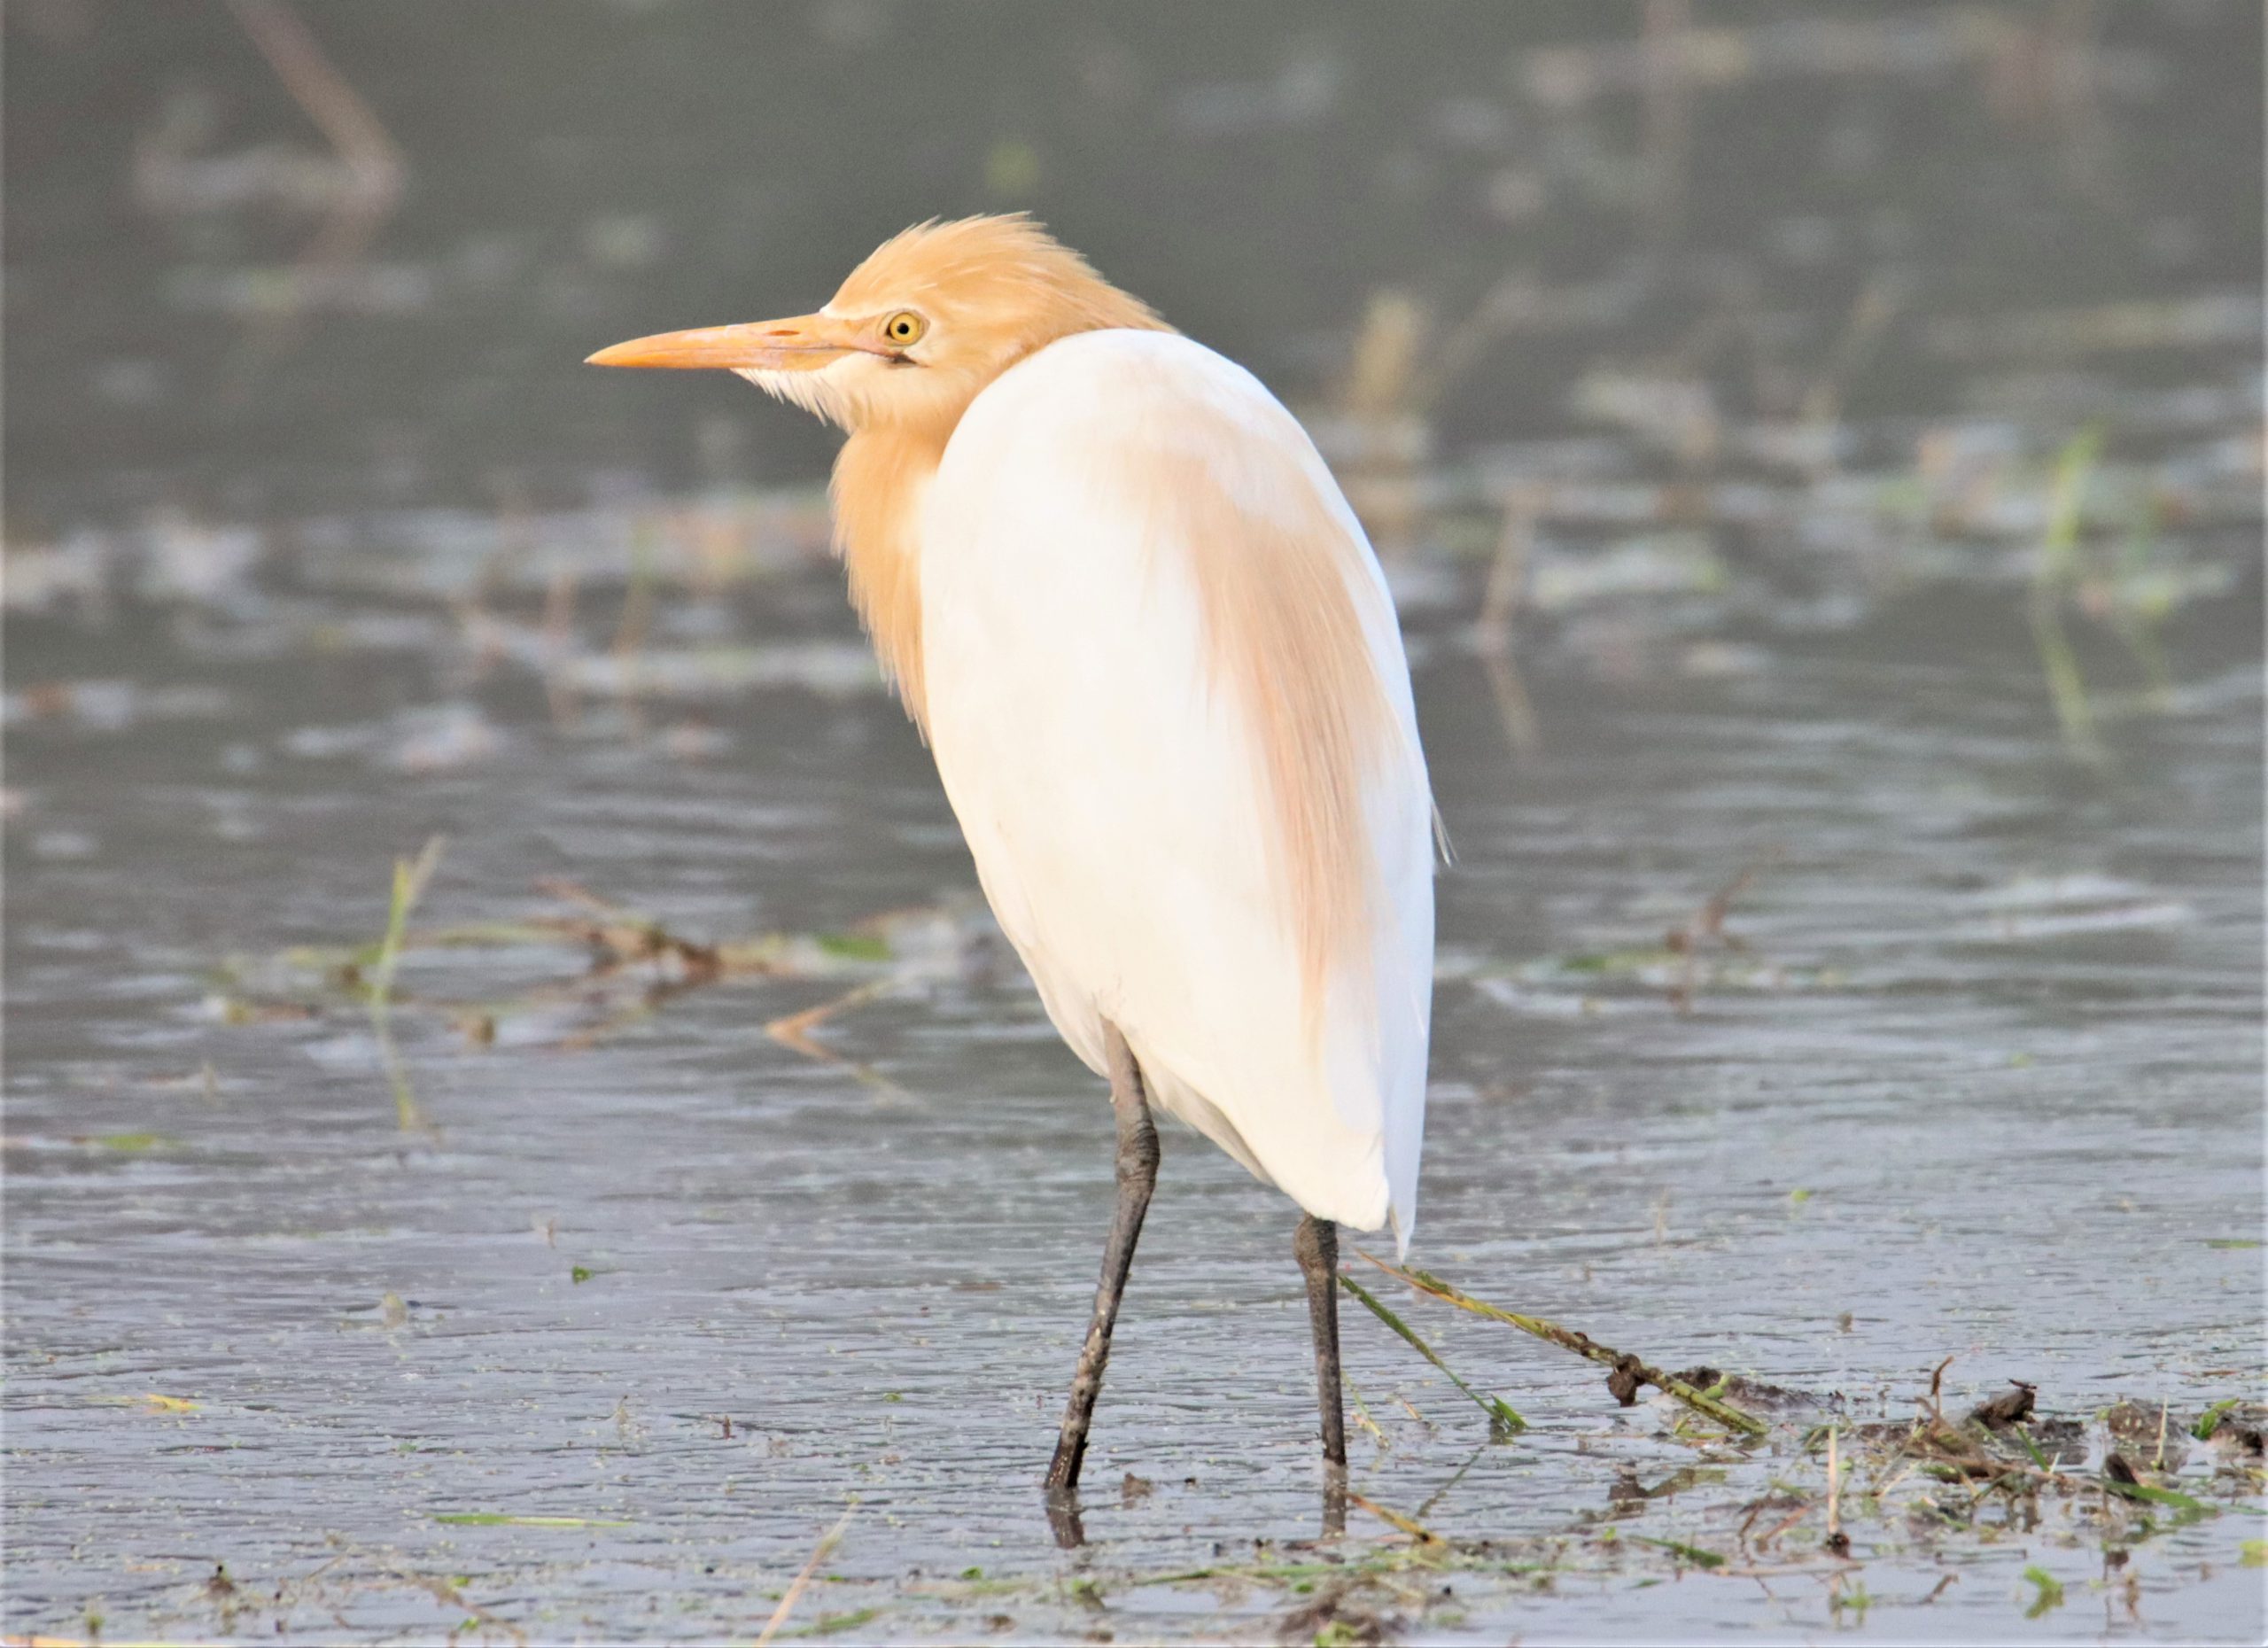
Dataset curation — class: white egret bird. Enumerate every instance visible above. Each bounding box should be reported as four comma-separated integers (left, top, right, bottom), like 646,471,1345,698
589,216,1435,1492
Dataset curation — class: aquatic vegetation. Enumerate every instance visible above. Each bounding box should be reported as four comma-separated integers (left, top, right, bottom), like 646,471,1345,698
1355,1255,1768,1438
209,867,983,1069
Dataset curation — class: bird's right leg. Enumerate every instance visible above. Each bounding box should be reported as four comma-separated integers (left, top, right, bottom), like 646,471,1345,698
1294,1211,1349,1535
1293,1212,1348,1468
1044,1021,1159,1492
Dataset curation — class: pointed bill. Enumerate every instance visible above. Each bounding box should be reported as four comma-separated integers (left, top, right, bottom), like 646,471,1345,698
586,314,884,371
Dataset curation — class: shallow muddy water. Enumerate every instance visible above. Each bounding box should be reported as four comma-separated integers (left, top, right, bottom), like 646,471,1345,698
6,544,2262,1642
6,3,2264,1643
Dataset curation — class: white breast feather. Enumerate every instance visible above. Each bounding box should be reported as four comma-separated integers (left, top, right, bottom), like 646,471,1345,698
918,330,1434,1249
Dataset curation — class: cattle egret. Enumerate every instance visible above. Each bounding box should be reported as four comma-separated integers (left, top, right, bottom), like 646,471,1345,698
589,216,1435,1499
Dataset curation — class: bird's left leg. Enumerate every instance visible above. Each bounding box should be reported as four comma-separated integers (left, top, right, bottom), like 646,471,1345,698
1293,1212,1348,1471
1044,1021,1159,1492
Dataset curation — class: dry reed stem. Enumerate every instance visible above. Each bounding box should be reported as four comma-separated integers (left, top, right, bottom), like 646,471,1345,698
1824,1426,1849,1555
221,0,404,376
753,1507,856,1647
1476,502,1542,758
370,836,445,1133
1346,1491,1441,1545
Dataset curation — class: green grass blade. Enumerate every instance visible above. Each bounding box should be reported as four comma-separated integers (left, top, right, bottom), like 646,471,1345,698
1340,1273,1526,1435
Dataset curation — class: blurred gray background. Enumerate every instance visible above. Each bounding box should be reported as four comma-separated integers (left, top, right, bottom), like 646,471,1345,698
5,5,2264,1644
7,0,2260,524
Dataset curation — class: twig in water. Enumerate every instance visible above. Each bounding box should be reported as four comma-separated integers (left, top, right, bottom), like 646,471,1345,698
221,1,404,383
554,975,710,1054
1343,1374,1389,1451
765,979,895,1059
754,1506,856,1647
2028,427,2109,767
1355,1254,1768,1437
1340,1271,1526,1435
764,979,905,1097
1824,1426,1850,1556
1476,500,1542,759
532,877,722,980
382,1562,525,1646
1749,1497,1814,1551
1799,276,1904,433
1331,289,1429,559
220,877,948,1059
1666,850,1778,1014
371,837,447,1012
1414,1445,1486,1523
1345,1491,1441,1545
1925,1355,1954,1426
370,836,445,1133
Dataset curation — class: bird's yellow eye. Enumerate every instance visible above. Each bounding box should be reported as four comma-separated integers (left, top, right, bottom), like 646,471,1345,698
882,311,927,346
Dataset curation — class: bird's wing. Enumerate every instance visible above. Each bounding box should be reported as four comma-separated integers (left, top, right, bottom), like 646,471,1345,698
920,330,1433,1246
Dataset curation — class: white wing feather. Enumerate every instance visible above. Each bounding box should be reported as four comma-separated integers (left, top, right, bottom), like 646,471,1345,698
920,330,1433,1248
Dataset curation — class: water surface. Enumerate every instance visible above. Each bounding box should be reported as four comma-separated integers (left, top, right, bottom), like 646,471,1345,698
5,3,2263,1641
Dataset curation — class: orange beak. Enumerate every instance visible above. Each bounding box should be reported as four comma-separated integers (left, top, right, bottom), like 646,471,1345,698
585,312,883,371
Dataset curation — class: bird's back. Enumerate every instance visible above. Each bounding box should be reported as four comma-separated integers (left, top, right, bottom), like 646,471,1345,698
919,330,1434,1248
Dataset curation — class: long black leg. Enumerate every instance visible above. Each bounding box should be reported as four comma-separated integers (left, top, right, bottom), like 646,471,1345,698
1045,1022,1159,1492
1294,1213,1347,1470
